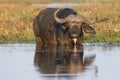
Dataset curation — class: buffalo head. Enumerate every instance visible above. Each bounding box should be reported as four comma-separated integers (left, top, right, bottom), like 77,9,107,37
54,8,97,45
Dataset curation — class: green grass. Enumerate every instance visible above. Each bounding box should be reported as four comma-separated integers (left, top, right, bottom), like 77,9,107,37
84,33,120,43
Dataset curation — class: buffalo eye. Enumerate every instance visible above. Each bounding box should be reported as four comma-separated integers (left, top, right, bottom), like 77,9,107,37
62,23,69,29
62,24,69,33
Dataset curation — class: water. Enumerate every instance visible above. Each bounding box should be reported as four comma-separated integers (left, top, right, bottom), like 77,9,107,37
0,43,120,80
32,3,93,7
32,3,82,7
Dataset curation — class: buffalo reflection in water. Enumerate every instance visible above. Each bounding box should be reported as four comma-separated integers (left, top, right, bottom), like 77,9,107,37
34,45,95,76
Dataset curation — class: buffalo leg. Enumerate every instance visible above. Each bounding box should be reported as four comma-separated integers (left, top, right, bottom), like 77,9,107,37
36,37,42,50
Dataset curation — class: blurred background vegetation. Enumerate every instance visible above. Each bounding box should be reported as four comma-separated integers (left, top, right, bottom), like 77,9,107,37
0,0,120,3
0,0,120,42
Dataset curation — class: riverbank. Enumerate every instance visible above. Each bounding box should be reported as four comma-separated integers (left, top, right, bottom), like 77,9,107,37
0,1,120,43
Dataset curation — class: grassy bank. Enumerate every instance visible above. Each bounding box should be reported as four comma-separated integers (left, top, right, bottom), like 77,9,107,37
0,1,120,43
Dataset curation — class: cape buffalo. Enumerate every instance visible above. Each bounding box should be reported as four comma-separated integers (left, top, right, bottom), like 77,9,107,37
33,8,97,45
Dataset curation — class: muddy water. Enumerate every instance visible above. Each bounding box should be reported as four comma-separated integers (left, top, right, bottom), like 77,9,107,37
0,43,120,80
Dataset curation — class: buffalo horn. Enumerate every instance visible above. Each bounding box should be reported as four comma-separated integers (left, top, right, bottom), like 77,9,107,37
82,11,98,25
54,8,67,24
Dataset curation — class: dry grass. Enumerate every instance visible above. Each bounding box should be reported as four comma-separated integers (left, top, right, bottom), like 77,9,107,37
0,3,40,42
0,2,120,42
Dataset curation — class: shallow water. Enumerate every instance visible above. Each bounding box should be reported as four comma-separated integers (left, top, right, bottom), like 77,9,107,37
0,43,120,80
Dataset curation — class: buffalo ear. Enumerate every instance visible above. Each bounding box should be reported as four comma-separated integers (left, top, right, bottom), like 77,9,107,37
83,24,96,34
